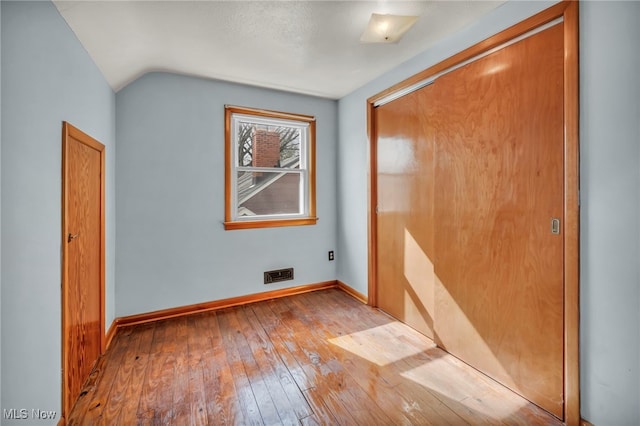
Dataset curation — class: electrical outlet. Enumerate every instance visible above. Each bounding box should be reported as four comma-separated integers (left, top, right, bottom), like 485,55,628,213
328,250,335,261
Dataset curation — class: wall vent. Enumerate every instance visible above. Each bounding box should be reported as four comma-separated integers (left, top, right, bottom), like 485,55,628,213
264,268,294,284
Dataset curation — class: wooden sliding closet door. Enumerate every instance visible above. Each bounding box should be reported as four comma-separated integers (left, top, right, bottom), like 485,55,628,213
376,87,436,338
433,23,565,417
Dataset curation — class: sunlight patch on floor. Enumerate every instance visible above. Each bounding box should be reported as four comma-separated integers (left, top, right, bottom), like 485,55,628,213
328,322,427,366
400,357,528,420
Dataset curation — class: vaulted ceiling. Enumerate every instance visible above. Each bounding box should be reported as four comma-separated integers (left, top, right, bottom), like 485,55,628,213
53,1,505,99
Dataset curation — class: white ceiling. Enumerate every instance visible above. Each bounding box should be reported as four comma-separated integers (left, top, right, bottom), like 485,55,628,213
53,1,506,99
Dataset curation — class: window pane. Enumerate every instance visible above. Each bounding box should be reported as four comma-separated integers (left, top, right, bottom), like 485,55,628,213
237,171,301,216
237,122,300,169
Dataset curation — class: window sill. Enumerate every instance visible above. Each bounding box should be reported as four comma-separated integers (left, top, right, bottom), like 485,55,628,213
224,217,318,230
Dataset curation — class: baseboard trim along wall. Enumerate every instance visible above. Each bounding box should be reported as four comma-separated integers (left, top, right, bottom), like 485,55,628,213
337,280,368,304
105,280,367,348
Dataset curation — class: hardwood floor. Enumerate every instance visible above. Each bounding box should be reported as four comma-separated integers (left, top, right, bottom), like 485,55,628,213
67,289,562,425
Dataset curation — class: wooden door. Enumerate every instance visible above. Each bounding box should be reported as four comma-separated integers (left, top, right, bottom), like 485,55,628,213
62,122,105,418
433,24,564,417
376,88,436,338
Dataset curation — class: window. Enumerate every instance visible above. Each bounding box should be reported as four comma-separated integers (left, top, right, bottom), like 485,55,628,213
224,105,317,230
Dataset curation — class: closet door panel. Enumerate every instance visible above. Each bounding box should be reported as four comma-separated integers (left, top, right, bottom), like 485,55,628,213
433,24,565,417
376,87,437,338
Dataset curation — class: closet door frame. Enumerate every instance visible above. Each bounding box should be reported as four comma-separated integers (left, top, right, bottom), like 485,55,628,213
366,1,579,424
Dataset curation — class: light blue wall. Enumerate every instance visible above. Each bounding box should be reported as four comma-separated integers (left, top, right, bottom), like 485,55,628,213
0,0,637,424
1,1,115,423
115,73,338,317
337,0,640,423
580,2,640,425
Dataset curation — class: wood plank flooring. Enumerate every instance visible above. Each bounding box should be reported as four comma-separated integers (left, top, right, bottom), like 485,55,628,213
67,289,562,425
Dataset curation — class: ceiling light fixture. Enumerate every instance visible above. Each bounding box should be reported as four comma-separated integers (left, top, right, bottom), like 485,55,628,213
360,13,418,44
